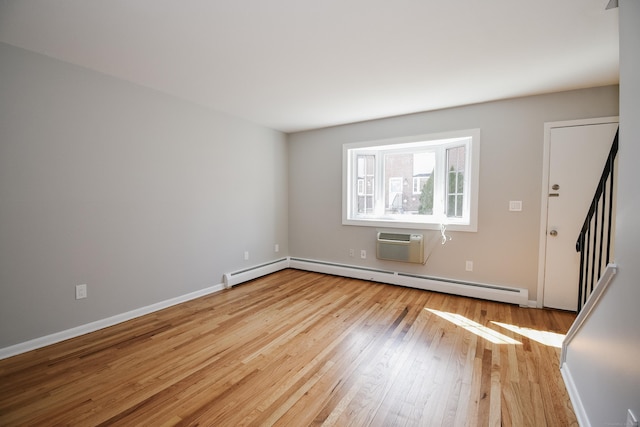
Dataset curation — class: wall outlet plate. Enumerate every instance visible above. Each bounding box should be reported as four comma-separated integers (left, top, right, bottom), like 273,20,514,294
360,250,366,259
75,284,87,300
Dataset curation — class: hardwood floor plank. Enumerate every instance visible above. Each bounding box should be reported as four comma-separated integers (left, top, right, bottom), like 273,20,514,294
0,269,577,426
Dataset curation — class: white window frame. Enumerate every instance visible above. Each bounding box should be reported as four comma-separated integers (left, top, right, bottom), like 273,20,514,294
342,129,480,232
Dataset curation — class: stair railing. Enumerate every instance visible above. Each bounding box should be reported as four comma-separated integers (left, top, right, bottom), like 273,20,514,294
575,130,619,312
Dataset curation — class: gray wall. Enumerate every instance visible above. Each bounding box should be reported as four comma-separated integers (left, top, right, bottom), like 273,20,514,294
565,1,640,425
288,86,619,300
0,43,288,348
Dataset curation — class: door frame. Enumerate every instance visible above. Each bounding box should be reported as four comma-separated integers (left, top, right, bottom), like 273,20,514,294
536,116,619,308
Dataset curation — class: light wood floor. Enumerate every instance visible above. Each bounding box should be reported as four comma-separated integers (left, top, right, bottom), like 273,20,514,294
0,269,577,426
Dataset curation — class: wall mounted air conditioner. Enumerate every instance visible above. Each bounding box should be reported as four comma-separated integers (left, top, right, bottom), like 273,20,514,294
376,232,425,264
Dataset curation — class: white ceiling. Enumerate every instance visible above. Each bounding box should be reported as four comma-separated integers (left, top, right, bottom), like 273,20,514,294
0,0,619,133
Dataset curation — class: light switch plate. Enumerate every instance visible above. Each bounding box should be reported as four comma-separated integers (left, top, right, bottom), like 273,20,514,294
509,201,523,211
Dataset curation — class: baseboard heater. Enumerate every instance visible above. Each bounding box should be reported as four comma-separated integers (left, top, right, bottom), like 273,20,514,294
223,257,528,306
288,257,529,307
223,258,290,288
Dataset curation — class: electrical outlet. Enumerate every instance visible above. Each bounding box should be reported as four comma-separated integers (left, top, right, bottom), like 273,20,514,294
360,250,367,259
627,409,638,427
465,261,473,271
75,284,87,300
349,249,354,257
244,251,249,261
274,244,279,253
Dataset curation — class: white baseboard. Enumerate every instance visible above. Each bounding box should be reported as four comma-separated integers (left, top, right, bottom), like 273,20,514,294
561,363,591,427
288,257,529,307
0,283,225,361
223,258,290,288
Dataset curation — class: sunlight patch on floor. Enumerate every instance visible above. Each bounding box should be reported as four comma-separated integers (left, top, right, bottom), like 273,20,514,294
425,309,521,345
491,321,565,348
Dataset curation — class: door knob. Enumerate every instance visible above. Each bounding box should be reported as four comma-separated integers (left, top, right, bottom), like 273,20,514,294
549,230,558,236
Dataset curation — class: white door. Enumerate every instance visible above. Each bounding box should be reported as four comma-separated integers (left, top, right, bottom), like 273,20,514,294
542,121,618,311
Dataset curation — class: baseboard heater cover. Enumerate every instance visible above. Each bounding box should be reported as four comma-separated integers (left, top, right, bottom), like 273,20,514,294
223,257,528,305
289,257,528,306
223,258,290,288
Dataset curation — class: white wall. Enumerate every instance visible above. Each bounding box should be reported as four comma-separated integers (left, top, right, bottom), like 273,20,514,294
288,87,618,300
564,1,640,425
0,43,288,348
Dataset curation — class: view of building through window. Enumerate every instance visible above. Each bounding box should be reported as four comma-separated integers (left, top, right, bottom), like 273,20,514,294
355,146,466,218
382,151,437,215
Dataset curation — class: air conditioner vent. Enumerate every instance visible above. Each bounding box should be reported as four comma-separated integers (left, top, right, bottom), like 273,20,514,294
378,232,411,242
376,232,425,264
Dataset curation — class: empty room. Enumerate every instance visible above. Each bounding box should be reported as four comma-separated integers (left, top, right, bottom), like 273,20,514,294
1,1,638,426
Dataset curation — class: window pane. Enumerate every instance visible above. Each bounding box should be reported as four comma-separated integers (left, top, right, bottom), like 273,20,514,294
448,169,456,193
383,151,436,215
357,157,365,177
384,153,411,214
412,150,436,215
446,146,465,218
357,154,375,214
414,151,435,215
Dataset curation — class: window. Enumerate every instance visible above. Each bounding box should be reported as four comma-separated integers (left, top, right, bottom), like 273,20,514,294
342,129,480,231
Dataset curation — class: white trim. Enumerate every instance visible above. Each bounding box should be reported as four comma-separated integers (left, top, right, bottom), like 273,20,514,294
0,283,225,361
536,116,619,308
559,263,617,427
561,263,617,364
223,258,290,288
561,363,591,427
289,257,529,307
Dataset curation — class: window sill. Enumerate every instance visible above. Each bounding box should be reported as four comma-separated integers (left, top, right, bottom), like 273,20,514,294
342,217,477,232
